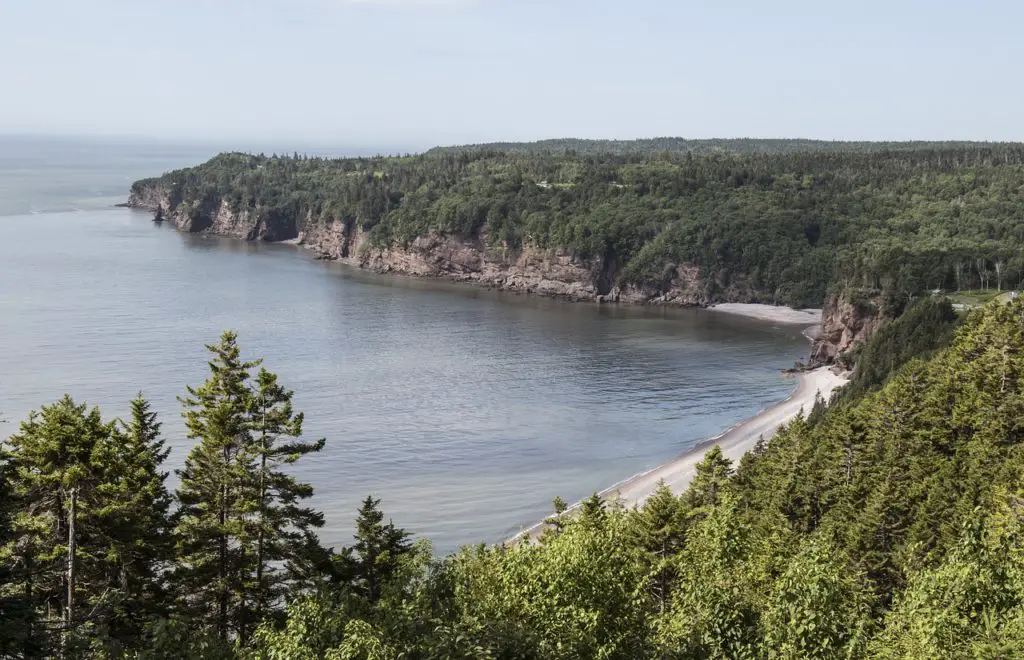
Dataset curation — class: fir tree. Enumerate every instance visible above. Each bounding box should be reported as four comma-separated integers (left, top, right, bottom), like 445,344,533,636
91,393,174,650
685,446,734,513
351,496,411,604
246,367,326,625
173,331,261,642
543,496,569,536
579,493,607,524
173,332,329,643
631,482,686,614
0,396,114,655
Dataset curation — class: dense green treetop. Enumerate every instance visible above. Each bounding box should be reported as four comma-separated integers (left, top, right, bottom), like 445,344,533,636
241,297,1024,658
834,296,962,403
7,298,1024,655
425,137,1018,157
133,139,1024,307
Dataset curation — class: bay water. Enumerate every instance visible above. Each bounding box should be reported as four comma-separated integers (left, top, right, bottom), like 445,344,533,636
0,137,810,553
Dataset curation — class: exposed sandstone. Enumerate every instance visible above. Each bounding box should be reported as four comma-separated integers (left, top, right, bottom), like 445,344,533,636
127,185,707,306
810,294,887,366
127,183,887,361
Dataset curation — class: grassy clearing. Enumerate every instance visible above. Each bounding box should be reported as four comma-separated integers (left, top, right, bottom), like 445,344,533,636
944,289,1020,308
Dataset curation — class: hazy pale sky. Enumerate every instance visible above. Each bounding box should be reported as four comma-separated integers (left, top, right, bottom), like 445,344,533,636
1,0,1021,148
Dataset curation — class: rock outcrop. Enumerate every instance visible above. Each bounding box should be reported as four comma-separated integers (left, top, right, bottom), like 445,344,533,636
810,294,888,366
127,184,708,306
128,182,884,361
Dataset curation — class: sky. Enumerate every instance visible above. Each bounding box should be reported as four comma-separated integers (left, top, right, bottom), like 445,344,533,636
1,0,1022,149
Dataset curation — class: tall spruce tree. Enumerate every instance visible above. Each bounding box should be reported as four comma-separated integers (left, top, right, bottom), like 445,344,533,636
543,496,569,536
630,482,686,614
0,397,114,655
685,446,734,513
91,393,174,650
173,332,328,643
173,331,261,642
246,367,326,625
579,493,607,526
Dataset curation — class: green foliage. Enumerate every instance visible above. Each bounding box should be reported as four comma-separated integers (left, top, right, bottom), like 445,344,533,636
350,496,412,605
655,494,760,658
762,540,871,658
444,513,653,659
92,393,175,649
172,332,327,644
0,445,35,658
173,331,265,642
133,142,1024,307
0,395,173,655
870,495,1024,657
6,299,1024,656
684,444,734,512
838,296,961,402
247,368,328,623
136,616,235,660
628,483,686,614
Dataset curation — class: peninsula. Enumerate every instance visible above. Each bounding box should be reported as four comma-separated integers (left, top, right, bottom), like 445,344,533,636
128,138,1024,364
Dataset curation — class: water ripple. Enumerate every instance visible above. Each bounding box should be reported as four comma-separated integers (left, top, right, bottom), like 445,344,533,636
0,210,810,553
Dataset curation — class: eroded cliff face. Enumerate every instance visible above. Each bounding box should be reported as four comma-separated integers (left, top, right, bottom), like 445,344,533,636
130,182,897,359
127,183,177,213
130,183,886,359
127,186,295,242
310,227,706,304
810,294,887,366
127,184,709,306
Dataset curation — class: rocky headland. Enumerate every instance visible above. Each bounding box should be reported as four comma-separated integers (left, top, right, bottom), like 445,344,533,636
127,182,880,365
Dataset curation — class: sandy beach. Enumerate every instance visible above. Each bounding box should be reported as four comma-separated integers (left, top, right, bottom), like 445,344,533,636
514,366,847,541
710,303,823,325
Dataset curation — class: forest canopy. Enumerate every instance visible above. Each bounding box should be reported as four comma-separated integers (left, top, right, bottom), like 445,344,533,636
5,299,1024,657
133,139,1024,307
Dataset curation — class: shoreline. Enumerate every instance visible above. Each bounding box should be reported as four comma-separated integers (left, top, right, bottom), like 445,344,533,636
709,302,822,326
122,202,830,322
120,202,845,544
513,365,848,542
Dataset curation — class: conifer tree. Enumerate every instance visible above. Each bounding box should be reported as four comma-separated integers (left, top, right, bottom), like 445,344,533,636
579,493,607,525
173,332,329,643
0,447,36,658
173,331,261,642
656,494,759,658
543,496,569,536
0,397,114,655
91,393,174,649
246,367,326,624
685,446,734,513
631,482,686,614
351,496,411,604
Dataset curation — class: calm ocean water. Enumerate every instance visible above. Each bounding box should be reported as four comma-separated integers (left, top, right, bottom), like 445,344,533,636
0,137,810,553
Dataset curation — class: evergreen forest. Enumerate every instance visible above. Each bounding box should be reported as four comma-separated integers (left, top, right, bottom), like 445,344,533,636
4,296,1024,657
133,140,1024,307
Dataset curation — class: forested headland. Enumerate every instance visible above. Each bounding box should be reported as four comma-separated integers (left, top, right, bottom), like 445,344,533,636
130,139,1024,313
0,295,1022,657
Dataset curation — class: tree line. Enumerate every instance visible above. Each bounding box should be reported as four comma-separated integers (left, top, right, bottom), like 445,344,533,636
5,298,1024,657
0,332,410,658
133,140,1024,307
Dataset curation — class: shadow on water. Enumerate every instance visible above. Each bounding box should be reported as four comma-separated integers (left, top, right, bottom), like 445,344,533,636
1,208,812,553
167,225,808,345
